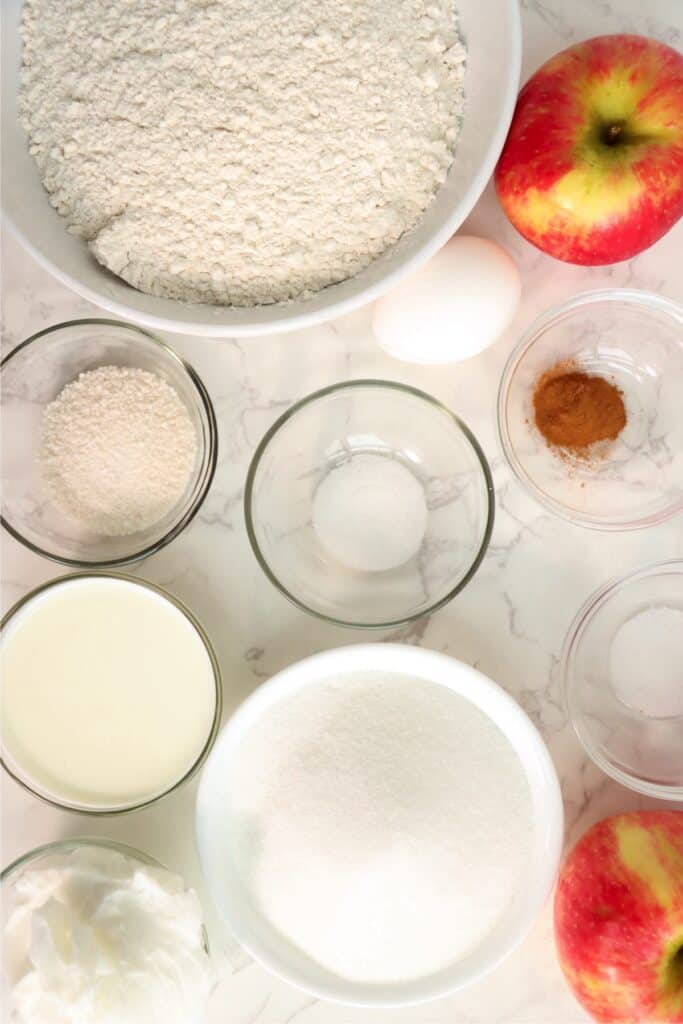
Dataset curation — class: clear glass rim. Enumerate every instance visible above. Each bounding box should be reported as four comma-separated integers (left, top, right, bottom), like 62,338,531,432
561,557,683,801
0,318,219,568
244,379,495,629
1,836,162,882
496,288,683,531
0,571,224,816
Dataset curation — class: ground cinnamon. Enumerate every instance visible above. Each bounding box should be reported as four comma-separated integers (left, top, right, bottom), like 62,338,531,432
532,363,626,456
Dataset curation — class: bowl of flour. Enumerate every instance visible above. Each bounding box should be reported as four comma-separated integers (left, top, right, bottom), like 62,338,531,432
196,644,563,1006
1,0,520,336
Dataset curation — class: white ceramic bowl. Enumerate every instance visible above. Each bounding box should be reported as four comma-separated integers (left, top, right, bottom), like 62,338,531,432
1,0,521,337
196,644,563,1007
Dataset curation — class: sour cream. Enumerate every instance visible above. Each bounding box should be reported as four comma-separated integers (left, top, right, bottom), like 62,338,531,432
2,842,213,1024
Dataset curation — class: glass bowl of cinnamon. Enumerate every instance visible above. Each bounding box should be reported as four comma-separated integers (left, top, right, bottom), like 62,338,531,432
497,289,683,530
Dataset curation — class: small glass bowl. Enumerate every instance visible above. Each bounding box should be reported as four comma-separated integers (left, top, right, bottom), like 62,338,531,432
1,837,210,951
1,572,223,815
497,290,683,530
245,380,494,628
562,560,683,800
1,319,218,566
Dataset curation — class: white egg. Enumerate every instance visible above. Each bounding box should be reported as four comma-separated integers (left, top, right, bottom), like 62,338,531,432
372,235,521,364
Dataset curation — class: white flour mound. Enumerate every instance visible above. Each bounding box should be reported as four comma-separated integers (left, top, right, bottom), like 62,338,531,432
20,0,466,307
227,672,533,984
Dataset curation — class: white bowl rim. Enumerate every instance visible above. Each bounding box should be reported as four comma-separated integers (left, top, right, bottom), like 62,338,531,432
496,287,683,531
1,2,522,337
196,642,564,1007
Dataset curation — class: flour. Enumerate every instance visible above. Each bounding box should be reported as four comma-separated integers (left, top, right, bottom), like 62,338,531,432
40,366,197,536
20,0,466,307
227,672,533,984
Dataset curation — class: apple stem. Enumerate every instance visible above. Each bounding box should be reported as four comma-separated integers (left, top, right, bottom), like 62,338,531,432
673,943,683,982
602,122,624,146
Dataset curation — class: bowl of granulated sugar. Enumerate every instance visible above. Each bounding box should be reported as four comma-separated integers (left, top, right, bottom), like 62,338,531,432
1,319,217,567
196,644,563,1007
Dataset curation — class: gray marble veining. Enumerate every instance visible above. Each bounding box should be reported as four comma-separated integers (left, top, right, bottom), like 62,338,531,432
2,0,682,1021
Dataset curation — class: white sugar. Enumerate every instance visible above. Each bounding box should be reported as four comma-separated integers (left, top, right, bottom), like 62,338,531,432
40,366,197,536
227,672,533,984
609,607,683,719
312,455,428,572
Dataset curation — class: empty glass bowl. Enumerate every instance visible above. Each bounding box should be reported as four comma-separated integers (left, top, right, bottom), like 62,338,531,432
562,560,683,800
1,319,217,566
497,290,683,529
245,380,494,628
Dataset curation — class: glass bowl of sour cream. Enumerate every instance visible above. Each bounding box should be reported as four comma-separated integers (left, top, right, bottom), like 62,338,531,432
244,380,494,628
1,838,213,1023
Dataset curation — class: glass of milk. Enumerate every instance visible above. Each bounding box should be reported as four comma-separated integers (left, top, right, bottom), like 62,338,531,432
0,573,222,813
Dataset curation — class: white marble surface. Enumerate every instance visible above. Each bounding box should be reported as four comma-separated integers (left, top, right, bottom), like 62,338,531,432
2,0,682,1021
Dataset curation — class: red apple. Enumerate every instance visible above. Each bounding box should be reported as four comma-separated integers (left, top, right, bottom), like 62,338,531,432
494,35,683,264
554,811,683,1022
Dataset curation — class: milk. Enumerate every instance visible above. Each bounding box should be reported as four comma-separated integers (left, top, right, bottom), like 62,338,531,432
1,576,217,810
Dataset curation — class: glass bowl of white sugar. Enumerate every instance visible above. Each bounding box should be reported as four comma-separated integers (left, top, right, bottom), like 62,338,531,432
1,319,217,566
563,559,683,800
244,380,494,628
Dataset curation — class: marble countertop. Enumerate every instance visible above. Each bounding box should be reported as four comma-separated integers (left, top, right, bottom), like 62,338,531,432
2,0,682,1021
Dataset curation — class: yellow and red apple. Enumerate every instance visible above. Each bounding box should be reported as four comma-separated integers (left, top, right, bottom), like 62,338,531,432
554,811,683,1022
495,35,683,264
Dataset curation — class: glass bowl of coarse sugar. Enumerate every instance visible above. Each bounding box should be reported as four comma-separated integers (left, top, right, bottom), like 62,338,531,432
1,319,218,567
